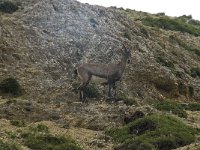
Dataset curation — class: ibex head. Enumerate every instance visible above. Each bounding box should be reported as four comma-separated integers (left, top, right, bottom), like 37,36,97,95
122,44,131,64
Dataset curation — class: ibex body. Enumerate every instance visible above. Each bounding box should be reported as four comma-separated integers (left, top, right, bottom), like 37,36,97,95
76,45,131,101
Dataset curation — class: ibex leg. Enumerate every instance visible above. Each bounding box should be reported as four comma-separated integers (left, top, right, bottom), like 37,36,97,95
79,89,84,101
107,81,117,98
113,82,117,97
78,74,91,102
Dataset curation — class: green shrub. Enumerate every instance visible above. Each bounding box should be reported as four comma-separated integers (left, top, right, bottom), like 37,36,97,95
0,0,18,13
188,19,200,26
72,82,79,93
107,114,198,150
142,16,200,36
0,77,22,96
83,83,101,98
0,140,20,150
27,124,49,133
183,103,200,111
153,100,187,118
5,131,18,139
72,82,101,98
10,120,26,127
129,117,157,135
190,67,200,78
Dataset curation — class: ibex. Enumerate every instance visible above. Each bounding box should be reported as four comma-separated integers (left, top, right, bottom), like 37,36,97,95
75,44,131,102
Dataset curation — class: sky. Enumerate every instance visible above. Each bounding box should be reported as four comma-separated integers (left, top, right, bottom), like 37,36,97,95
77,0,200,21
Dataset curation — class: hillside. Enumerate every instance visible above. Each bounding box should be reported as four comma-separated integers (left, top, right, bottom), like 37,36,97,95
0,0,200,149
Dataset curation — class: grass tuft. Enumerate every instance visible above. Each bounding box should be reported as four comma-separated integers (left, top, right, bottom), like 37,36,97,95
10,120,26,127
21,124,82,150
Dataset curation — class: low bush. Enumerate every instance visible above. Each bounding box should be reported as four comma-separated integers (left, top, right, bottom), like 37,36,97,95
0,0,18,13
0,139,20,150
0,77,22,96
83,83,101,98
153,100,187,118
21,124,82,150
156,57,174,68
106,114,198,150
30,124,49,133
129,117,157,135
72,82,101,98
116,94,138,106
